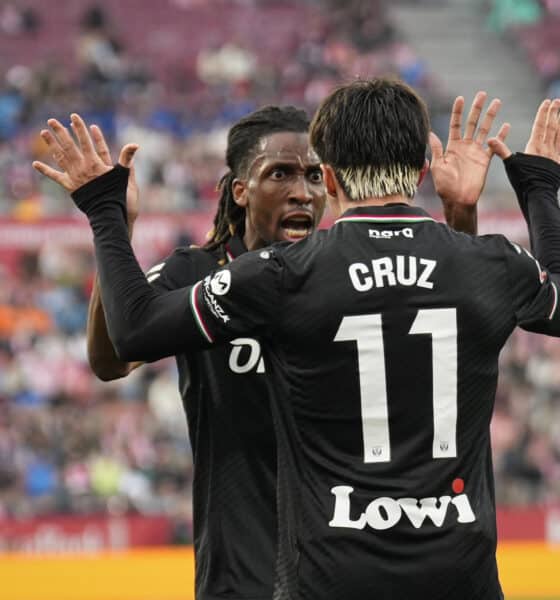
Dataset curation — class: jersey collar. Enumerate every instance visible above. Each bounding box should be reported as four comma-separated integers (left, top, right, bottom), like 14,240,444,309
223,234,248,262
335,203,435,225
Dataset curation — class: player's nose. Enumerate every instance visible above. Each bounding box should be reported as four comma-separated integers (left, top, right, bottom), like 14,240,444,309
288,175,313,205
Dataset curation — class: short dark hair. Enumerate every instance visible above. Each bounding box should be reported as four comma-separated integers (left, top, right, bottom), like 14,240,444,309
205,105,310,255
310,77,430,200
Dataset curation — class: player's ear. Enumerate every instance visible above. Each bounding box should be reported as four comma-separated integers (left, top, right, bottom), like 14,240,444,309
321,164,338,197
322,164,345,217
417,159,429,187
232,178,248,208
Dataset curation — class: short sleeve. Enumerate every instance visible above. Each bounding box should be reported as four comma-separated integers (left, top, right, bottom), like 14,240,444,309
189,247,283,344
504,239,560,334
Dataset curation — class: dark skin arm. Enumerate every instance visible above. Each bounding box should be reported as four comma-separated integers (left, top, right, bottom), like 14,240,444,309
84,125,143,380
430,91,510,234
88,276,143,380
32,116,143,379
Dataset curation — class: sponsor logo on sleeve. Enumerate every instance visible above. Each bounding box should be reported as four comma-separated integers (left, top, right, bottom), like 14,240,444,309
202,275,231,323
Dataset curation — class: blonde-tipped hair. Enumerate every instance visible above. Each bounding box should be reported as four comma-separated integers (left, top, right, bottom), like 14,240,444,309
337,164,421,201
310,78,430,201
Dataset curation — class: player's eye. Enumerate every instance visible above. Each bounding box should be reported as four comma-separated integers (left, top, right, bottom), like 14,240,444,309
270,168,287,180
308,169,323,184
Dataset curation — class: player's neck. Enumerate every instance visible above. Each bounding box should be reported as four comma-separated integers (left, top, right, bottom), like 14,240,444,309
243,229,265,252
335,194,412,217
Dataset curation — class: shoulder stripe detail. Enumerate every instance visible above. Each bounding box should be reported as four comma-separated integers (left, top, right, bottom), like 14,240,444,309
521,247,546,282
146,262,165,276
508,240,522,254
549,282,558,320
190,281,214,343
147,272,161,283
335,215,435,224
225,248,235,263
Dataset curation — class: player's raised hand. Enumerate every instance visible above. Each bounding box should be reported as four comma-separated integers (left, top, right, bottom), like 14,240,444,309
89,123,140,227
488,98,560,163
32,113,138,193
430,91,510,207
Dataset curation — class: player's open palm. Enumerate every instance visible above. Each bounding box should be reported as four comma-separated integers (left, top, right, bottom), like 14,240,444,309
488,98,560,164
89,123,140,226
32,113,138,196
430,91,509,207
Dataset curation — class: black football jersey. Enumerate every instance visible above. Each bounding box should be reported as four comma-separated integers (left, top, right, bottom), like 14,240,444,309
74,153,560,600
189,205,560,600
148,235,276,600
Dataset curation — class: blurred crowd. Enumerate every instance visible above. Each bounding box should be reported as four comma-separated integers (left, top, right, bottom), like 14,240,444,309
0,0,450,219
0,0,558,530
0,244,193,534
484,0,560,98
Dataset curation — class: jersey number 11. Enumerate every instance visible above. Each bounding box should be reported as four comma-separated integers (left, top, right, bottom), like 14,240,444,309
334,308,457,463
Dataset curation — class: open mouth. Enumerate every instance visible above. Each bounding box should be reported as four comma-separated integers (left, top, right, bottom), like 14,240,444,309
280,214,314,241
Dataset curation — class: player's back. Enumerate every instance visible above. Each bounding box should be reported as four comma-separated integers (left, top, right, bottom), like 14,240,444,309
267,204,557,600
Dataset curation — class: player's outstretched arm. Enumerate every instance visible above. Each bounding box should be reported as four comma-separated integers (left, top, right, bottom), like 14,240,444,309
84,125,144,380
33,114,212,362
430,91,510,235
32,115,142,372
489,98,560,273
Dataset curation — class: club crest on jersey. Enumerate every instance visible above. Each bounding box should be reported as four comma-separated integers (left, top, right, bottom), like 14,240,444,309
329,485,476,531
210,270,231,296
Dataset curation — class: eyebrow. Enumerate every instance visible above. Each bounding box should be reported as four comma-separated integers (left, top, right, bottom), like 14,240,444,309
262,159,321,169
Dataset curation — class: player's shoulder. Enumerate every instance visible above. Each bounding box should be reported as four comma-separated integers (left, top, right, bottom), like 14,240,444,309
167,244,223,268
435,225,514,255
449,231,538,279
276,229,329,259
226,242,289,273
470,232,523,256
258,232,330,291
147,244,222,288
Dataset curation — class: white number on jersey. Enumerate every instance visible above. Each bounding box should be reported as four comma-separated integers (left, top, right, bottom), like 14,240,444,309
334,308,458,463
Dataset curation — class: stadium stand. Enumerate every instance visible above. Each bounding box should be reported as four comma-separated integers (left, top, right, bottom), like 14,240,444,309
500,0,560,98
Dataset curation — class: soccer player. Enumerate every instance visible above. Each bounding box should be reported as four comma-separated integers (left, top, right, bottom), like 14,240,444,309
84,105,327,600
34,82,542,599
36,95,500,600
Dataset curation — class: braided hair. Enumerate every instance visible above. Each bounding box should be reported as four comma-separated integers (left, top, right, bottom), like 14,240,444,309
204,105,310,259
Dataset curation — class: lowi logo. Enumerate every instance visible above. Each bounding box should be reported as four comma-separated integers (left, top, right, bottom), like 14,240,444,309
329,483,476,530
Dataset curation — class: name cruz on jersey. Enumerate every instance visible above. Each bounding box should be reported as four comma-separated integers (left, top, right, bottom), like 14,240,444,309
329,485,476,531
349,256,437,292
